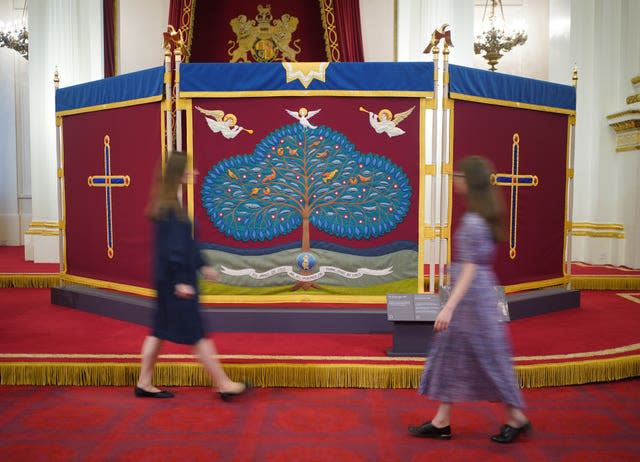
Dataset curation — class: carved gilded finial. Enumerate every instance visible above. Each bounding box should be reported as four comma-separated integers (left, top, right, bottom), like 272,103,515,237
572,65,578,87
53,67,60,88
163,25,189,60
423,23,453,54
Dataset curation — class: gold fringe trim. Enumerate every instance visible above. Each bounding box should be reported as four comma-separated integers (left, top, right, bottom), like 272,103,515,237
516,356,640,388
0,274,60,288
570,276,640,290
1,356,638,388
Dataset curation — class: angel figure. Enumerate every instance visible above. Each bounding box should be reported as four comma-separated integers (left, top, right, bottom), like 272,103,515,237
286,107,321,129
195,106,253,139
359,106,415,138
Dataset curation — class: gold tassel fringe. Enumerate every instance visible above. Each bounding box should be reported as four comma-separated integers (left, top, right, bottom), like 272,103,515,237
570,276,640,290
1,356,638,388
0,274,59,288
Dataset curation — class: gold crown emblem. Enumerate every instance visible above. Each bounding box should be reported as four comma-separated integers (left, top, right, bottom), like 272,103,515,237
228,4,301,63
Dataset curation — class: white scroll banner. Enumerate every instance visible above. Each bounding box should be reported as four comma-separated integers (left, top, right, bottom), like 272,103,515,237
220,265,393,282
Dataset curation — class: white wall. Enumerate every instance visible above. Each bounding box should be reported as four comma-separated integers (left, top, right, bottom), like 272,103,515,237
118,0,169,74
0,0,24,23
0,0,29,245
0,48,20,245
569,0,640,268
396,0,475,65
360,0,395,61
548,0,572,84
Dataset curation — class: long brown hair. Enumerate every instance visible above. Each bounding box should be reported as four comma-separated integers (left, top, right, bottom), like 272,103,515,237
458,156,506,242
146,151,188,221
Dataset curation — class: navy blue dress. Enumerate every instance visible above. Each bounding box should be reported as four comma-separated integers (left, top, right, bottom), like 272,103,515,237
151,209,206,345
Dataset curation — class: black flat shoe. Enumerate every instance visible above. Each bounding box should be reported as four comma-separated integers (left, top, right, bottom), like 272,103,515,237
490,421,531,443
134,386,174,398
408,421,452,439
219,382,251,402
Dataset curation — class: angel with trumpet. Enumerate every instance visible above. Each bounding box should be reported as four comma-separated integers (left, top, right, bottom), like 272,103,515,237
359,106,415,138
195,106,253,139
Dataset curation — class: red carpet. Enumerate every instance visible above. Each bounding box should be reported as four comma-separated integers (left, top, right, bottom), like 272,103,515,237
0,288,639,388
571,262,640,276
0,289,638,360
0,380,639,461
0,246,58,273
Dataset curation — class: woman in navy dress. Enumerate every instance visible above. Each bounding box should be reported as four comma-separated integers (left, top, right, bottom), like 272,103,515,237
135,151,247,400
408,156,530,443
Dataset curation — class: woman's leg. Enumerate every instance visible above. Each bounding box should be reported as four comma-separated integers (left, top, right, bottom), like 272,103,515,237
408,401,453,438
193,337,245,393
137,335,163,392
432,402,452,427
506,406,528,427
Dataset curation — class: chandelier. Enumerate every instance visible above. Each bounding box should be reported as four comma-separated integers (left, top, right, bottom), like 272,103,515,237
0,20,28,59
473,0,526,71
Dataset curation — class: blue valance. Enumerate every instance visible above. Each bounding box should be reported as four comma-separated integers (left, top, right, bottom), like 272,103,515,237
180,62,434,95
56,66,165,113
449,64,576,112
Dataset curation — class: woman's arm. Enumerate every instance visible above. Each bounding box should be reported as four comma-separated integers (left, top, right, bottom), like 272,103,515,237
433,262,477,332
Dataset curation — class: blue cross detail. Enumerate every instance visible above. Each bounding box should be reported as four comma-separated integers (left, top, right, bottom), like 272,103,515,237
87,135,131,259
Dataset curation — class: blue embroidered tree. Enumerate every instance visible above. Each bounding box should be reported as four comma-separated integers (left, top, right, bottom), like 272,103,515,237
201,124,411,252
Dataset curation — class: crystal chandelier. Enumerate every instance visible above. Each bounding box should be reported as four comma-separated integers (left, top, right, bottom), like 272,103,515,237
473,0,527,71
0,20,28,59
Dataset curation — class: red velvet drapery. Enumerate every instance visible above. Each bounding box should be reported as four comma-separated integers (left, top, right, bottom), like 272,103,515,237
103,0,116,77
333,0,365,61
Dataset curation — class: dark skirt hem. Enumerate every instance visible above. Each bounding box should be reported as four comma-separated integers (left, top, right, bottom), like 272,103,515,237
152,329,204,346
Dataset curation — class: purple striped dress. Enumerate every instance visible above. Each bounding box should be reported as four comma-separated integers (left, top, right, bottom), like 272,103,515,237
419,212,525,408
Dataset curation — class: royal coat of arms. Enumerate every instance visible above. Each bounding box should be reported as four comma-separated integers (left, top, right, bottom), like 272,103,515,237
227,4,301,63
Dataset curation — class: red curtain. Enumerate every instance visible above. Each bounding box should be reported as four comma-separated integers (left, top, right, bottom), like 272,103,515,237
334,0,364,62
168,0,182,29
103,0,116,77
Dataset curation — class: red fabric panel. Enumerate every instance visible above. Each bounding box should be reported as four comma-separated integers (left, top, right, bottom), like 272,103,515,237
103,0,116,77
189,1,328,62
167,0,184,30
62,103,162,287
334,0,364,61
192,96,421,249
452,100,568,286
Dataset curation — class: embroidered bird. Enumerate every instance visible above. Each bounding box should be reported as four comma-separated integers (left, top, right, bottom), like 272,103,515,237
227,169,239,180
322,169,338,183
262,168,277,183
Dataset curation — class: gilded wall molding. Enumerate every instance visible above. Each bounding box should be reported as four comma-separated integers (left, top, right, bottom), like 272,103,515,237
607,75,640,153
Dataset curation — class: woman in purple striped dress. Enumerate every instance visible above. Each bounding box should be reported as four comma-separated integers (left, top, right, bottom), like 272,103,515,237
408,156,530,443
